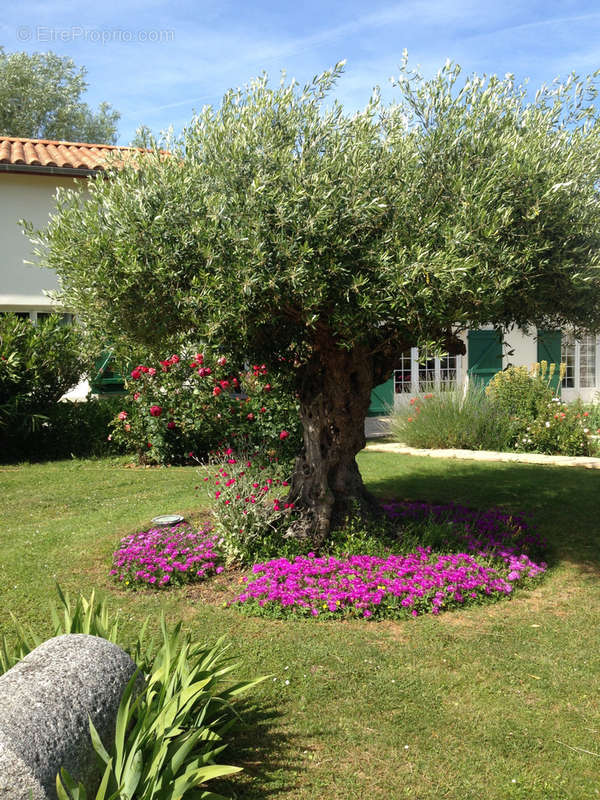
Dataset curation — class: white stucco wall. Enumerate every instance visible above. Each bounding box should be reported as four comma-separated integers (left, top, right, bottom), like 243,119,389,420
0,172,84,310
502,325,538,370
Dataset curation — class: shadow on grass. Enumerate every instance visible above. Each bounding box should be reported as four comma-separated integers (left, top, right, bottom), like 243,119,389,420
359,453,600,568
211,701,302,799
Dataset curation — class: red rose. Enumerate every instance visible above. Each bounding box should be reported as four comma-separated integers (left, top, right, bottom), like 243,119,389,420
130,368,142,380
170,354,180,364
148,367,157,376
264,383,272,392
279,430,289,440
213,386,222,396
149,405,163,417
167,420,176,429
259,406,266,413
118,411,128,420
247,413,255,421
217,356,227,366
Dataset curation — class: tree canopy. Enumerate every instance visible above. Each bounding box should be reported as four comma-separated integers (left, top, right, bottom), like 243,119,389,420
0,47,120,143
29,58,600,540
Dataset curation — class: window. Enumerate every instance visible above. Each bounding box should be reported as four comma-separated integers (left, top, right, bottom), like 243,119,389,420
394,350,412,393
580,334,596,388
418,353,436,392
561,335,575,388
439,353,458,387
394,348,462,394
561,332,597,390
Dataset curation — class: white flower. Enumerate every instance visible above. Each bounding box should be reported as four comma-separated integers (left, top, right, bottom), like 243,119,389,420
545,421,550,428
285,679,290,685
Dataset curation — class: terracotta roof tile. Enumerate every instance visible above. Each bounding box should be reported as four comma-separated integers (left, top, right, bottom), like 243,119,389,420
0,136,145,173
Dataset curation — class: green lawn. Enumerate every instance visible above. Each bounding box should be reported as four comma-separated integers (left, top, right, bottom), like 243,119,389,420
1,453,599,800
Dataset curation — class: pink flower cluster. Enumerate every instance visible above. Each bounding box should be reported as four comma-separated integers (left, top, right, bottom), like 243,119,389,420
231,501,547,619
233,550,519,619
110,523,222,588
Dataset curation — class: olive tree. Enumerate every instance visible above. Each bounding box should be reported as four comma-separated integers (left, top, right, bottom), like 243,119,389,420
29,59,600,542
0,47,119,142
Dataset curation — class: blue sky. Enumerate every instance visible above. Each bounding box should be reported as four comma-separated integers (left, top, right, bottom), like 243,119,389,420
2,1,600,144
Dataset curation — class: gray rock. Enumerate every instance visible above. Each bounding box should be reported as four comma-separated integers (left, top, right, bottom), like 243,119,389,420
0,634,139,800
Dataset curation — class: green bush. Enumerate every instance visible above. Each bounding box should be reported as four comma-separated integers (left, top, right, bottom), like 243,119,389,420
0,395,129,463
391,382,513,451
513,399,599,457
202,447,301,563
0,313,85,418
0,314,120,462
485,362,558,419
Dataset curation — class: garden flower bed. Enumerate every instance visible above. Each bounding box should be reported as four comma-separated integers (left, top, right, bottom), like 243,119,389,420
110,522,223,588
110,501,547,619
231,501,547,619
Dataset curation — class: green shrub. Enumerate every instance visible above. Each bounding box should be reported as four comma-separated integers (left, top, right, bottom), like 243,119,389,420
391,382,513,451
513,399,599,457
202,447,301,563
0,395,129,463
0,314,120,462
0,313,85,420
485,362,559,419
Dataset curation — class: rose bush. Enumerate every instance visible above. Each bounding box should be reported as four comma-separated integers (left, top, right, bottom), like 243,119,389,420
199,447,301,563
109,350,301,464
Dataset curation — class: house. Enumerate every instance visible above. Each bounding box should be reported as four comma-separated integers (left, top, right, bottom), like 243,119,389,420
1,136,597,410
0,135,138,396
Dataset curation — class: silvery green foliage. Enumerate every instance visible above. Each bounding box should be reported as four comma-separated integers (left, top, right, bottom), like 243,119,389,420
0,47,119,143
28,58,600,370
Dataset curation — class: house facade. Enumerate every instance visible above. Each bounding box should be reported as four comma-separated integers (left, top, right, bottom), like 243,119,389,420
367,324,599,415
0,136,138,397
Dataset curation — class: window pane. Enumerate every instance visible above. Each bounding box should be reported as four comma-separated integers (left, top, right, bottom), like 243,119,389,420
394,350,412,393
440,353,457,387
561,334,575,388
579,334,596,388
418,353,436,392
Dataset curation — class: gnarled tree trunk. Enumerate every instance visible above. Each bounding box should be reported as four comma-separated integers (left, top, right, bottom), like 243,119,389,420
287,330,392,547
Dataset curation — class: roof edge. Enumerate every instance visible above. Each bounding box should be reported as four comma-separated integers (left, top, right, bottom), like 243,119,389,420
0,163,101,177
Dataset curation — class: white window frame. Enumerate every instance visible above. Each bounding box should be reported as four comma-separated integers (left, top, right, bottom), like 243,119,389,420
561,333,598,392
394,347,463,395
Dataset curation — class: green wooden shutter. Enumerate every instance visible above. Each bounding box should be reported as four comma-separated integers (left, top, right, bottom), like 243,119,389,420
537,329,562,394
368,375,394,417
90,350,126,395
467,329,502,386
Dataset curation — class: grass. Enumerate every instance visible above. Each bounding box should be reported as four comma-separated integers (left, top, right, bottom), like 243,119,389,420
1,452,599,799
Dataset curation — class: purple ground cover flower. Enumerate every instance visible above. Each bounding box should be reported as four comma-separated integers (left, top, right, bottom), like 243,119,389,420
110,522,221,589
232,501,547,620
